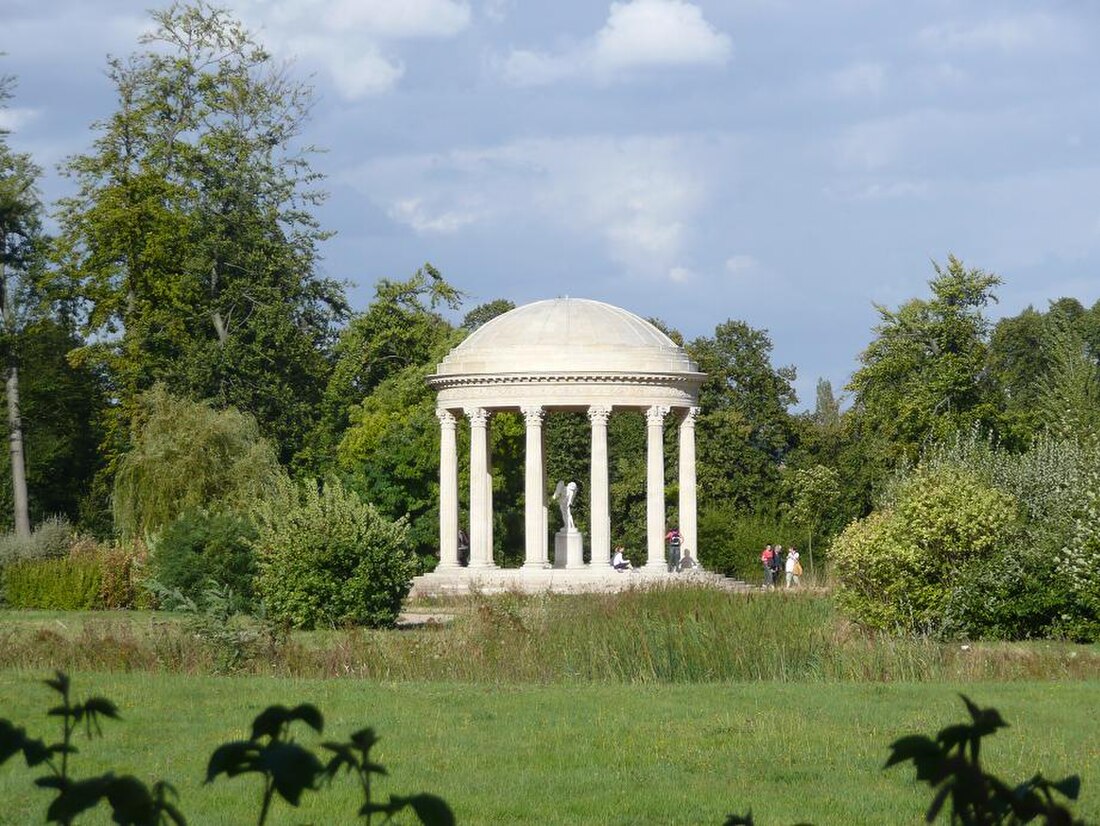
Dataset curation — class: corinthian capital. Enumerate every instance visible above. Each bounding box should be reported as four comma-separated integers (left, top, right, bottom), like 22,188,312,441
587,405,611,426
521,406,545,427
436,409,457,429
465,407,490,428
646,405,671,426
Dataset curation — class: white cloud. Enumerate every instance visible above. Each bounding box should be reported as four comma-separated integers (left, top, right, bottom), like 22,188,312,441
724,254,759,276
916,13,1075,53
823,180,930,202
348,135,718,277
238,0,470,98
668,266,694,283
828,62,886,99
501,0,731,86
482,0,511,24
388,197,481,234
0,107,40,133
593,0,732,72
321,0,471,38
288,39,406,97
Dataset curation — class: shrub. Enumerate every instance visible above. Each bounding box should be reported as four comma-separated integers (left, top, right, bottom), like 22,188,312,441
4,557,103,609
151,510,258,607
0,515,73,568
253,479,414,629
909,434,1100,642
89,542,146,610
831,465,1019,634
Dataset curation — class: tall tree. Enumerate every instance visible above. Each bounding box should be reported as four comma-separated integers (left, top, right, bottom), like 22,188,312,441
0,72,43,537
307,265,461,473
847,255,1001,465
50,1,345,470
687,320,797,510
1039,323,1100,442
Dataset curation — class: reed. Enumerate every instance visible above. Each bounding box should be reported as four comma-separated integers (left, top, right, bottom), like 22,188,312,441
2,588,1096,683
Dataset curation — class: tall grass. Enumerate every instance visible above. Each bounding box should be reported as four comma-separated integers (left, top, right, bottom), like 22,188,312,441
2,589,1096,683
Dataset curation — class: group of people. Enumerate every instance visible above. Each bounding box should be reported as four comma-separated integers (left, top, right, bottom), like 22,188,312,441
760,544,802,588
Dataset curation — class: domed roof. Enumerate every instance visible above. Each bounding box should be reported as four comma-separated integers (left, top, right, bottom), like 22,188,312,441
433,298,699,376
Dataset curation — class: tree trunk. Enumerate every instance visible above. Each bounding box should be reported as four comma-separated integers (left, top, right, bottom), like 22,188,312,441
7,362,30,538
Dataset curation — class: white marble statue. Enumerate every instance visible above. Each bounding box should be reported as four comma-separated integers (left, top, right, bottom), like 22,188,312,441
552,480,578,531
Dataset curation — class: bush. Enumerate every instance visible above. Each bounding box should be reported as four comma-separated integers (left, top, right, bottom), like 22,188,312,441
151,510,257,607
90,541,147,610
831,465,1018,634
0,515,73,568
4,557,103,609
253,479,415,629
912,434,1100,642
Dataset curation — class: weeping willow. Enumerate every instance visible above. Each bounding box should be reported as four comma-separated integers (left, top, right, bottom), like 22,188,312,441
113,385,286,538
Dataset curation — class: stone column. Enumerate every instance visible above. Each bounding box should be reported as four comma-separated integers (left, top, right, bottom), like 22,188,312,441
645,405,670,570
486,423,494,566
522,406,549,568
588,405,612,567
436,409,459,569
678,407,700,564
465,407,493,568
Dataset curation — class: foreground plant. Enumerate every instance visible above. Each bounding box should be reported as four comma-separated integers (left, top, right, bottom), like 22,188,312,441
0,671,184,824
725,695,1089,825
886,695,1085,825
2,672,453,825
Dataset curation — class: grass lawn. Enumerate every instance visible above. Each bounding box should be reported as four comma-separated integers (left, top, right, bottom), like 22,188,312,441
2,670,1098,825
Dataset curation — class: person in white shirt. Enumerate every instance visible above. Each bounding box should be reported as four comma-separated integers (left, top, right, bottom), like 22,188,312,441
612,546,632,571
785,547,801,588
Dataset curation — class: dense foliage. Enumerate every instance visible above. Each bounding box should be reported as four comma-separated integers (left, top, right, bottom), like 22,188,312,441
252,479,414,629
831,435,1100,641
150,510,258,608
113,387,285,538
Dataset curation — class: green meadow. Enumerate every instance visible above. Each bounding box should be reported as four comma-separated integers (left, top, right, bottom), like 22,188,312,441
1,672,1097,825
1,590,1098,824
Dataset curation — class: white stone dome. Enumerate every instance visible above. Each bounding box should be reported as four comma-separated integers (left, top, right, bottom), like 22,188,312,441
434,298,699,376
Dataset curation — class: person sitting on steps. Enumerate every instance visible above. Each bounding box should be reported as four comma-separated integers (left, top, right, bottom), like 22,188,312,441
612,546,633,571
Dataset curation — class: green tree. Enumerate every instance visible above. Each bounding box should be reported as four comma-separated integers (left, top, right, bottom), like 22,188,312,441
782,463,840,576
847,256,1001,468
0,319,105,532
1038,323,1100,442
0,72,43,538
253,478,415,629
687,320,797,511
306,265,461,474
461,298,514,331
113,386,286,538
830,464,1018,634
50,2,345,469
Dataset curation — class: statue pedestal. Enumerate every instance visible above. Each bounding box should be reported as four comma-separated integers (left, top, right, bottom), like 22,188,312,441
553,529,585,569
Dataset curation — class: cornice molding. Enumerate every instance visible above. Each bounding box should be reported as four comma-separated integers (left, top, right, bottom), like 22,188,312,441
428,371,705,390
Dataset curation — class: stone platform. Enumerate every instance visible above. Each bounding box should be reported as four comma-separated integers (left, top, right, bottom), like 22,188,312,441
410,565,751,597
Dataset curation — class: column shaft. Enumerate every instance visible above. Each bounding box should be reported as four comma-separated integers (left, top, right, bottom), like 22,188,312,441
466,408,492,568
645,405,670,570
522,406,548,568
436,409,459,569
678,407,700,565
485,430,494,566
588,406,612,567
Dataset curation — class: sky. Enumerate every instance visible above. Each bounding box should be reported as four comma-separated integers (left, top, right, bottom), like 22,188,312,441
4,0,1100,408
